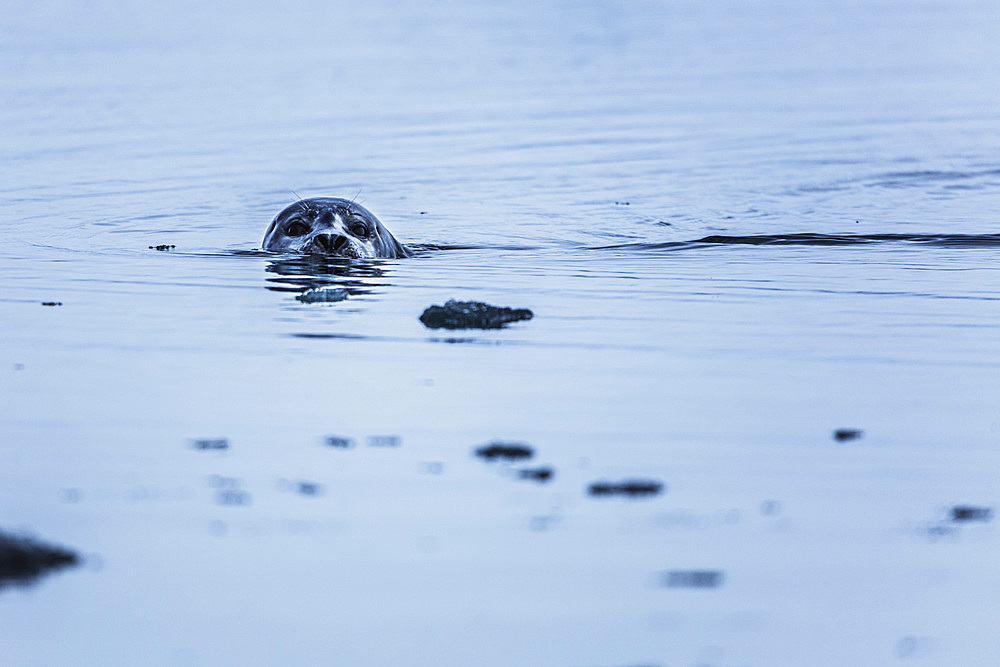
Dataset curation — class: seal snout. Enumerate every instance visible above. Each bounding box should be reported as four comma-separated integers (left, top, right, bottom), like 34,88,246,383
263,197,408,259
310,233,353,255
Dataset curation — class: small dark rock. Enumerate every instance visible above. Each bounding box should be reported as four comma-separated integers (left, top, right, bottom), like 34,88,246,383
192,438,229,451
760,500,781,515
0,530,80,588
950,505,993,522
660,570,724,588
588,479,665,498
367,435,401,447
324,436,355,449
925,522,959,540
833,428,864,442
297,482,321,496
419,299,533,330
517,467,555,483
41,302,62,307
296,287,348,303
216,489,251,506
149,244,176,251
474,441,534,462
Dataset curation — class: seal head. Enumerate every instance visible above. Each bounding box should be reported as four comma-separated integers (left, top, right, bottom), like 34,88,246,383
263,197,409,258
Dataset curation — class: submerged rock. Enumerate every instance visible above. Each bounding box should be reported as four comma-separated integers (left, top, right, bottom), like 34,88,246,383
296,481,321,496
192,438,229,451
216,489,252,506
0,530,80,588
950,505,993,522
660,569,725,589
367,435,401,447
833,428,864,442
419,299,533,330
517,467,555,483
588,479,665,498
296,287,349,303
474,441,535,462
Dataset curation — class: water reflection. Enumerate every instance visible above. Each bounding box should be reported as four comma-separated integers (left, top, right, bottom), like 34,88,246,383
263,254,398,296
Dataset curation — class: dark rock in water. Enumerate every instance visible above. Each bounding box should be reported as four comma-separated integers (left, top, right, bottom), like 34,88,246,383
419,299,533,330
367,435,401,447
0,530,80,588
216,489,252,506
41,301,63,307
324,435,355,448
192,438,229,451
296,287,349,303
149,244,175,251
474,441,534,462
588,479,665,498
518,467,555,483
760,500,781,515
951,505,993,522
660,570,724,589
925,523,958,540
297,481,321,496
833,428,864,442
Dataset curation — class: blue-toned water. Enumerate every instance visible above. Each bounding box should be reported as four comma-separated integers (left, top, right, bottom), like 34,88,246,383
2,1,999,664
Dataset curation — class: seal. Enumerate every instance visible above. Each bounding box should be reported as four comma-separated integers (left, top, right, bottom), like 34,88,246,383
262,197,409,258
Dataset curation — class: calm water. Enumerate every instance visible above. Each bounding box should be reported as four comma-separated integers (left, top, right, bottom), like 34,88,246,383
2,1,999,665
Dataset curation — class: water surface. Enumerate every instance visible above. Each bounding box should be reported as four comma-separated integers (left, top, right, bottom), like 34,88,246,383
2,1,999,665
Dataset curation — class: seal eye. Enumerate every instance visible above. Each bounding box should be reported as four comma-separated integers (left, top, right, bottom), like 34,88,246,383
349,222,369,238
286,221,310,237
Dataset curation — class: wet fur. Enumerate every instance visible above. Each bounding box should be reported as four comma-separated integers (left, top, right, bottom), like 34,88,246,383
263,197,409,259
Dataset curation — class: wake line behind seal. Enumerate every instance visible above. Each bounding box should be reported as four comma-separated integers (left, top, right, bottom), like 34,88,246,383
263,197,410,259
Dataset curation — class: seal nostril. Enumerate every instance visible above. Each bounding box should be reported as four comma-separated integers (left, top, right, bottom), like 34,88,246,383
309,233,352,255
332,235,350,254
312,233,333,251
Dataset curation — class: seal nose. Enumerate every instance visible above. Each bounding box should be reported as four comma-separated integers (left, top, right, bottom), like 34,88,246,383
312,233,351,254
